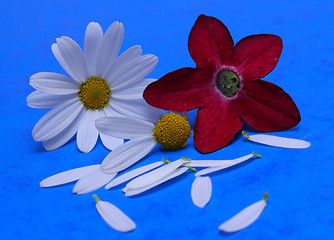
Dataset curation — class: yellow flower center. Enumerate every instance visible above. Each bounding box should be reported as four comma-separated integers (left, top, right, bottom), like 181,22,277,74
78,76,111,110
153,112,191,151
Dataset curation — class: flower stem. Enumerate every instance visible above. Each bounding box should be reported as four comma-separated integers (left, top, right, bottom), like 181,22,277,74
92,194,100,203
242,131,250,139
252,151,261,158
263,192,269,202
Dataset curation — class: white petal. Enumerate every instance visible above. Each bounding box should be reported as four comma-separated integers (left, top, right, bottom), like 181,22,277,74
108,54,158,90
125,159,184,190
56,36,89,82
40,164,100,187
194,154,256,177
103,45,142,83
95,196,136,232
110,98,164,123
73,167,116,194
219,193,268,232
112,78,156,100
191,176,212,208
95,22,124,77
105,161,163,189
101,135,156,173
243,131,311,149
124,167,188,197
43,108,85,150
27,91,76,109
103,104,124,117
100,133,124,151
29,72,79,95
84,22,103,75
76,109,100,153
32,98,83,141
95,116,154,139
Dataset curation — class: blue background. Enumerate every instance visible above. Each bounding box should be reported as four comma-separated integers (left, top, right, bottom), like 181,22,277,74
1,0,333,239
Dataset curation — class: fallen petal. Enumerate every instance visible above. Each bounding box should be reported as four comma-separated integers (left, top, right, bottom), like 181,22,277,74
243,131,311,149
191,176,212,208
93,194,136,232
219,192,268,232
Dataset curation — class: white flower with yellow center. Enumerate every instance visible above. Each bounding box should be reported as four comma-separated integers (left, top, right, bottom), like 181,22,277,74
27,21,158,152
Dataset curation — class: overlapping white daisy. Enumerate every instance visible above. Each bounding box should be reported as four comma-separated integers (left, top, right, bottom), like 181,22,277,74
27,21,158,152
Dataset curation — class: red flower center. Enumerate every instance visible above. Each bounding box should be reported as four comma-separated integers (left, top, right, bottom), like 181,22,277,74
216,70,240,97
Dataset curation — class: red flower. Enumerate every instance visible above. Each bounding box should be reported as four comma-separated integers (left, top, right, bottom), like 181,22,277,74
144,14,301,153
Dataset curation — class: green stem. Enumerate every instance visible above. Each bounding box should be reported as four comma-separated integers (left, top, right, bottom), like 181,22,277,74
263,192,269,202
252,151,262,158
242,131,250,139
92,194,100,203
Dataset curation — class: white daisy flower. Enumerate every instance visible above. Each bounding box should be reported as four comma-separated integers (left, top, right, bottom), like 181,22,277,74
219,192,268,233
27,21,158,152
93,194,136,232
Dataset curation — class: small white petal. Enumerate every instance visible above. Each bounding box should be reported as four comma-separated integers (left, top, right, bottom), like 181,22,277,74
101,135,156,173
40,164,100,187
94,196,136,232
96,116,154,139
73,167,116,194
191,176,212,208
125,159,184,190
27,91,76,109
243,131,311,149
100,133,124,151
112,78,156,100
125,167,188,197
219,193,268,232
84,22,103,75
194,154,256,177
105,161,164,189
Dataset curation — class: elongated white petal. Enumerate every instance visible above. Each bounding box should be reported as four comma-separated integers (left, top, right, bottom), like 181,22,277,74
40,164,100,187
105,161,164,189
191,176,212,208
27,91,76,109
243,131,311,149
100,133,124,151
125,159,184,190
219,193,268,232
96,116,154,139
73,167,117,194
124,167,188,197
84,22,103,75
101,135,156,173
112,78,155,100
94,195,136,232
194,154,256,177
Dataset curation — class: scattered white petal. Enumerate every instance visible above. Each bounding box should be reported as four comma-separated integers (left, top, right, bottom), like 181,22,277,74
93,194,136,232
40,165,100,187
100,133,124,151
73,167,117,194
124,167,188,197
219,193,268,233
105,161,164,189
242,131,311,149
191,176,212,208
125,159,184,190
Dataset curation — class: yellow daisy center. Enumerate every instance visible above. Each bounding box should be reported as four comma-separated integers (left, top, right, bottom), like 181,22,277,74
153,112,191,151
78,76,111,110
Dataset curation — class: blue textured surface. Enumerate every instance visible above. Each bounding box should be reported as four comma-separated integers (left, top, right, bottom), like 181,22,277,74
1,0,334,239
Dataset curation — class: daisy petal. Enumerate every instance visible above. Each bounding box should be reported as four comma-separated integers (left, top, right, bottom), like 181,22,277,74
100,133,124,151
73,167,117,194
95,21,124,77
29,72,79,95
32,98,83,141
101,135,156,173
219,193,268,232
232,34,282,81
191,176,212,208
105,161,163,189
112,79,155,100
189,153,254,168
243,131,311,149
124,167,188,197
94,195,136,232
96,116,154,139
40,164,100,187
26,91,76,109
76,109,100,153
103,45,142,83
125,159,184,190
84,22,103,75
56,37,89,82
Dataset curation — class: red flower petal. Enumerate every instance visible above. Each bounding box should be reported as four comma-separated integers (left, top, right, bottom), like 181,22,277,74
188,14,234,74
236,80,301,132
194,98,243,153
143,67,214,112
232,34,283,81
